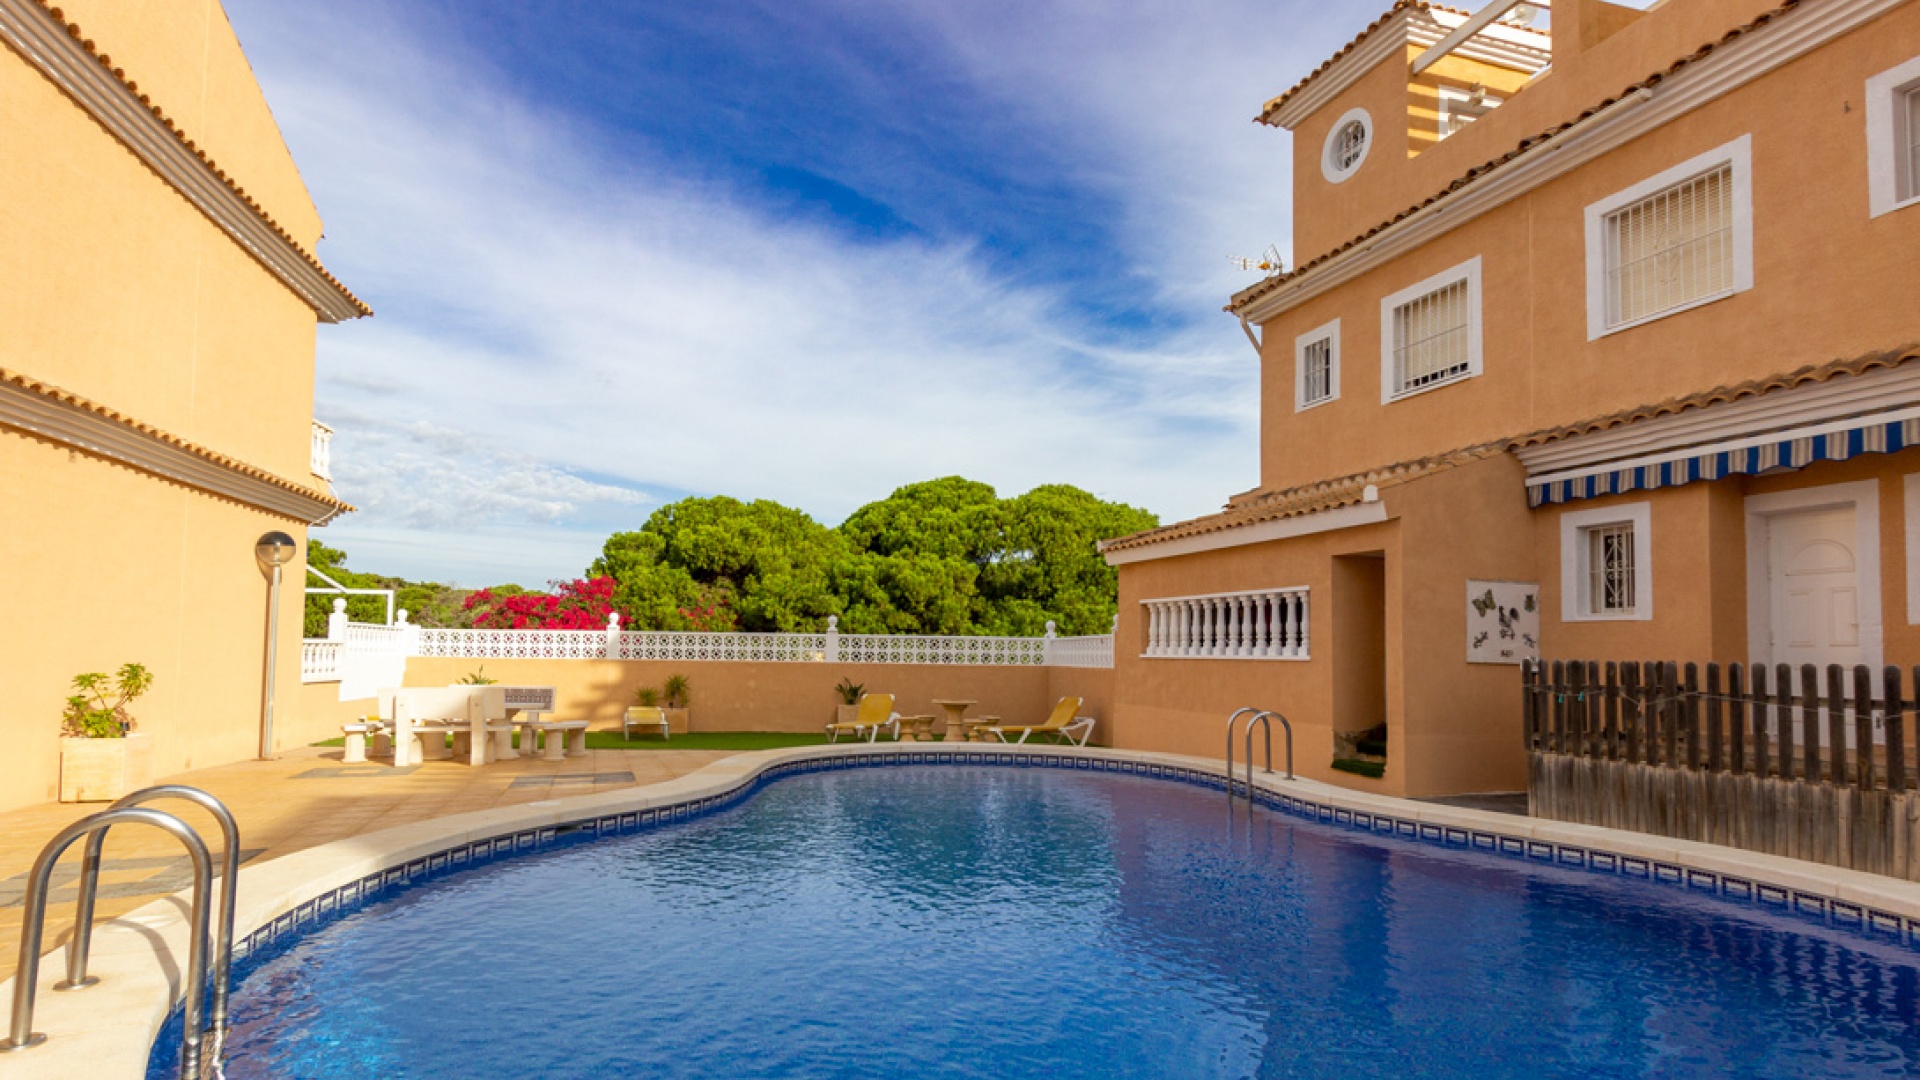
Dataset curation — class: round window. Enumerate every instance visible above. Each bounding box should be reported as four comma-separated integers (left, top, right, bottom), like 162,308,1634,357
1321,108,1373,183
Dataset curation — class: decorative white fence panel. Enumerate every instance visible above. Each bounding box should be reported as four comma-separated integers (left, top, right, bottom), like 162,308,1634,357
417,628,609,660
304,617,1113,694
836,634,1047,666
301,640,341,681
616,632,831,663
1047,635,1115,669
1142,587,1310,660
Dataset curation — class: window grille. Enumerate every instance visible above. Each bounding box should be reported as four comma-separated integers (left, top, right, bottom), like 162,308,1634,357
1332,121,1367,172
1391,278,1471,394
1142,588,1310,660
1604,163,1734,328
1301,337,1334,405
1586,523,1636,614
1905,84,1920,202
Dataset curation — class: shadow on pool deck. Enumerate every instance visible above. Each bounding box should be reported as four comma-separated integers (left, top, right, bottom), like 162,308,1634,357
1414,792,1530,816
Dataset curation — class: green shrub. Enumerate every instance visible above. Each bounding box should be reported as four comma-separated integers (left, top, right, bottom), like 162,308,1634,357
62,664,153,739
1331,758,1385,779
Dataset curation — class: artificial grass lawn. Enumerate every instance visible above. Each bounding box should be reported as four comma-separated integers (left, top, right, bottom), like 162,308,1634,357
312,731,834,752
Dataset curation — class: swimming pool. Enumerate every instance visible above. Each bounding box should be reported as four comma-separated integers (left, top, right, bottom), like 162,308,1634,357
151,762,1920,1078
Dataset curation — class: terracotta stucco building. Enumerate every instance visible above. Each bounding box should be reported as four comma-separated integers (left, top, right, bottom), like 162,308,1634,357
1103,0,1920,797
0,0,363,810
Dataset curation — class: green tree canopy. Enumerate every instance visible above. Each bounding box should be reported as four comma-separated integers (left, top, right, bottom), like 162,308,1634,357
592,497,846,631
593,478,1156,637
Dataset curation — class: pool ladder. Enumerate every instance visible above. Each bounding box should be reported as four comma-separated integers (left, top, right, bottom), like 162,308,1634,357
1,785,240,1079
1225,708,1294,802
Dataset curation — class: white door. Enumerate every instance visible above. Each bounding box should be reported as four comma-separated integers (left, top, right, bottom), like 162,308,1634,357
1766,506,1862,673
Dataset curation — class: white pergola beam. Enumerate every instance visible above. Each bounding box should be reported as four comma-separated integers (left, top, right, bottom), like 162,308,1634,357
1411,0,1543,76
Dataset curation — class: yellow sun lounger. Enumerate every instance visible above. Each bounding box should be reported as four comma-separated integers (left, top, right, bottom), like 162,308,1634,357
825,693,898,743
975,696,1095,746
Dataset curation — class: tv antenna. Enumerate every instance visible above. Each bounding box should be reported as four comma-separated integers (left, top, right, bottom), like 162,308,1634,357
1228,244,1286,277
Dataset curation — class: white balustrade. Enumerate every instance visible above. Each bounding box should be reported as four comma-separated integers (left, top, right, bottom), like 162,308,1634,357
1047,636,1115,668
310,419,333,481
1141,587,1309,660
301,640,341,682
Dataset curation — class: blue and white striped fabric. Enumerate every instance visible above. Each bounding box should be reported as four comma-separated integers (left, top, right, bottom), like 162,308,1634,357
1528,415,1920,507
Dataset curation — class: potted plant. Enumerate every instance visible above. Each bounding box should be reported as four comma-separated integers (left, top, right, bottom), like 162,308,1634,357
661,673,691,734
834,677,865,726
455,666,497,685
60,664,156,803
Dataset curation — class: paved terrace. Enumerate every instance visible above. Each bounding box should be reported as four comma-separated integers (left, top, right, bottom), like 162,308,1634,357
0,745,733,975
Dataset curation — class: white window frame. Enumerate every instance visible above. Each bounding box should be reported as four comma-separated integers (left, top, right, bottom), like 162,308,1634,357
1438,85,1501,138
1867,55,1920,218
1583,135,1754,341
1903,473,1920,625
1321,108,1373,184
1293,319,1341,411
1560,501,1653,622
1379,256,1483,403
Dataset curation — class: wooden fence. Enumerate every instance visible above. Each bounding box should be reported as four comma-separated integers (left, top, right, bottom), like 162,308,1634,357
1522,658,1920,880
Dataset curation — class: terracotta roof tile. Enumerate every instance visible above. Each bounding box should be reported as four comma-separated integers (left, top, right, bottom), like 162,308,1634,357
1231,0,1804,314
1100,442,1505,553
0,367,354,513
1505,344,1920,450
1106,344,1920,556
1254,1,1547,127
31,1,370,319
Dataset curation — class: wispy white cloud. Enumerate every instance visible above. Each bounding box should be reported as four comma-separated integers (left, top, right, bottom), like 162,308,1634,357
226,0,1361,584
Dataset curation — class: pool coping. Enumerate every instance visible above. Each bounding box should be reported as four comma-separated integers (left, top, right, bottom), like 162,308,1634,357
8,742,1920,1079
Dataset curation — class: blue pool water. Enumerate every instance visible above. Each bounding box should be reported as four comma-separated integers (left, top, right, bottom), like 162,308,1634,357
155,766,1920,1078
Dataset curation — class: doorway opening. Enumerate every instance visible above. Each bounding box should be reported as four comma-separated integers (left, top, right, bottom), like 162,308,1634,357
1332,552,1388,779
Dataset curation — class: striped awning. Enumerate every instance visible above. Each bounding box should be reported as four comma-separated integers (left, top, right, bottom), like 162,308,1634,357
1527,411,1920,507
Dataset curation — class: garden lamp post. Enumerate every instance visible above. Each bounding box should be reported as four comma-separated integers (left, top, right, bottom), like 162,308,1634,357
255,531,298,759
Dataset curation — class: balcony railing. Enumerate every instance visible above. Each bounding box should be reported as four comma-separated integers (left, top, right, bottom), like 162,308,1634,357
310,420,333,481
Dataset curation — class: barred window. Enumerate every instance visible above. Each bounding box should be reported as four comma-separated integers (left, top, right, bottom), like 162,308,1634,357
1331,121,1367,171
1391,278,1471,395
1603,163,1734,328
1321,109,1373,183
1905,84,1920,202
1586,523,1637,614
1560,502,1651,623
1301,339,1333,404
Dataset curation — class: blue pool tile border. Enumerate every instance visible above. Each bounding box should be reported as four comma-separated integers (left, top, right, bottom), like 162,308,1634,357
226,749,1920,971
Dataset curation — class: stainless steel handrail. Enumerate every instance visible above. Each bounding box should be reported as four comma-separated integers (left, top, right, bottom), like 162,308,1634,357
1252,710,1295,783
66,786,240,1030
2,807,215,1079
1224,708,1260,797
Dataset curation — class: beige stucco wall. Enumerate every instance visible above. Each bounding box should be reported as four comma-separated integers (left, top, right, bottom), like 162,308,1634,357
1286,0,1787,261
1538,453,1920,669
0,434,309,811
51,0,323,247
0,0,335,813
1264,2,1920,495
288,659,1119,747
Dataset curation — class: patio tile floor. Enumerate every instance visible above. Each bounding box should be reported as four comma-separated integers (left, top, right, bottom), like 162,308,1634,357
0,744,731,975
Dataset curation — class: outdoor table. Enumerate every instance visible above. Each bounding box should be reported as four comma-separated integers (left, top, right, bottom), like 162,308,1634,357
930,699,977,743
896,715,938,741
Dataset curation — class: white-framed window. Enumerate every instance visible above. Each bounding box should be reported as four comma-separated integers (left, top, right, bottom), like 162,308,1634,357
1438,85,1501,138
1379,257,1482,402
1560,502,1653,622
1321,108,1373,184
1294,319,1340,411
1584,135,1754,340
1866,55,1920,218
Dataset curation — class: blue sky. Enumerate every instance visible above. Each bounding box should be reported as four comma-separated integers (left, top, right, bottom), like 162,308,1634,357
223,0,1362,587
